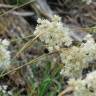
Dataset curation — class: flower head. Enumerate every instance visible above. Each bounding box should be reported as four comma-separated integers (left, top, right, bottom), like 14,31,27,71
0,39,11,70
34,15,72,52
68,78,93,96
60,34,96,78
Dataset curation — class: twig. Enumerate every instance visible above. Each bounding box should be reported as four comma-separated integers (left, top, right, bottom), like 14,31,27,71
0,50,59,78
14,32,44,58
10,11,34,16
0,0,35,17
58,86,73,96
30,0,53,19
0,4,16,8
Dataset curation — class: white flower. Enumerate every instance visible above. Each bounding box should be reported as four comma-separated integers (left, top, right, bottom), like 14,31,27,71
85,71,96,93
68,71,96,96
82,0,92,5
2,85,7,90
0,84,13,96
2,39,10,47
60,46,88,78
68,78,93,96
34,15,72,52
60,34,96,78
0,39,11,70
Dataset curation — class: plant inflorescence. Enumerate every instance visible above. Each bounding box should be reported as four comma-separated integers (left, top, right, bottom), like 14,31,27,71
34,15,96,96
0,39,11,70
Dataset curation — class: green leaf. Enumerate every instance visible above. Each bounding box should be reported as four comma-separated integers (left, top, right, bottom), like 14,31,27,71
38,77,52,96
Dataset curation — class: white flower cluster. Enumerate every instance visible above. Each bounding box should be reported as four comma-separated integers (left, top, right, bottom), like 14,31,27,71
0,39,11,70
60,46,88,78
68,79,93,96
85,71,96,94
34,15,96,79
34,15,72,52
0,85,12,96
82,0,92,5
68,71,96,96
60,34,96,78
